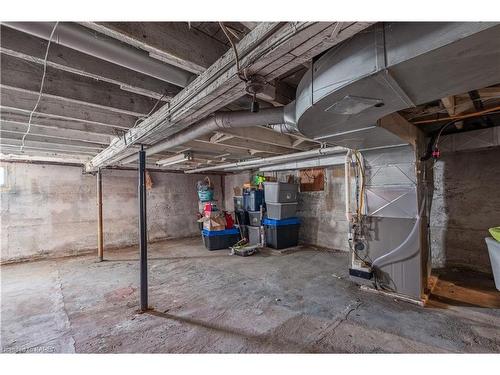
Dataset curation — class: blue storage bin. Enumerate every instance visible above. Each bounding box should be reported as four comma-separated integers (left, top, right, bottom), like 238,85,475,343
202,228,239,236
262,217,300,226
263,217,300,249
243,189,265,211
202,228,240,250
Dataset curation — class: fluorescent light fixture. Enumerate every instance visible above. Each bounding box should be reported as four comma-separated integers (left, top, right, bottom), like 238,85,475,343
156,152,192,166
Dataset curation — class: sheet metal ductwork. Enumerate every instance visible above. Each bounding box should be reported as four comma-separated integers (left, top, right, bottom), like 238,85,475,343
293,22,500,149
290,22,500,301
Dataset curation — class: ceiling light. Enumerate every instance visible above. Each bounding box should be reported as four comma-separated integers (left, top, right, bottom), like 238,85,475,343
156,152,192,166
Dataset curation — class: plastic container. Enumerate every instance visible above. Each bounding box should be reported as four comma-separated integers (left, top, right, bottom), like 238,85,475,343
233,196,244,211
489,227,500,242
266,202,298,220
248,210,262,227
198,189,214,202
202,228,240,251
243,189,265,211
485,237,500,291
263,217,300,249
234,209,249,226
263,182,299,203
247,225,262,245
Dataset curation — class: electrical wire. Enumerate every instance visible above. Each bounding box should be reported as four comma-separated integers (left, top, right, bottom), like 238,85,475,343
20,21,59,152
433,120,457,150
219,22,248,83
132,92,168,128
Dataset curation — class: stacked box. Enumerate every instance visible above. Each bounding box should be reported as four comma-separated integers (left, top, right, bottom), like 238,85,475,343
263,217,300,249
263,182,299,220
202,228,240,250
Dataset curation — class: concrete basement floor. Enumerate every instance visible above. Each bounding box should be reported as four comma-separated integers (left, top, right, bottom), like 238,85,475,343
1,237,499,353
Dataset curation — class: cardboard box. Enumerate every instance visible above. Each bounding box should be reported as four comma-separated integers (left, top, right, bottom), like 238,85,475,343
197,212,226,231
233,186,242,196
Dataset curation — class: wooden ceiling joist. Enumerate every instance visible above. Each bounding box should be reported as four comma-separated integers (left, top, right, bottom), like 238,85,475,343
0,121,115,145
0,111,127,137
89,21,373,170
1,86,138,129
1,53,159,116
0,25,180,100
80,22,230,75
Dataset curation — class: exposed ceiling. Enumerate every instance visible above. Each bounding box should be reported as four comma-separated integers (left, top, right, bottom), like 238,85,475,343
1,22,498,172
0,21,337,170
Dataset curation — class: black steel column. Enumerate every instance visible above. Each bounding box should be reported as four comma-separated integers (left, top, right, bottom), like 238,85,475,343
138,146,148,311
97,169,104,262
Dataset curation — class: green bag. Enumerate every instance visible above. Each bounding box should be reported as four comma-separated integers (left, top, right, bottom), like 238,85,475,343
489,227,500,242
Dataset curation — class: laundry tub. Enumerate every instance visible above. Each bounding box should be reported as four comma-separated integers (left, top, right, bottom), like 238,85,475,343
485,237,500,291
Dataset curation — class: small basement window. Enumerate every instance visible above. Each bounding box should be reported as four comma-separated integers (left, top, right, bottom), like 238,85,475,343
299,168,325,192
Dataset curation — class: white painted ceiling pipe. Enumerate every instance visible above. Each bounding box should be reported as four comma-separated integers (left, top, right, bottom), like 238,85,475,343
184,146,346,174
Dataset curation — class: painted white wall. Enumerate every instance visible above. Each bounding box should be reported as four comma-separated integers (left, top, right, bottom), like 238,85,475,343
0,162,222,262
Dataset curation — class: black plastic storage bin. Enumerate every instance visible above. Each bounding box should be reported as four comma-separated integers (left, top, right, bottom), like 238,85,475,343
233,196,244,211
202,228,240,250
234,209,249,225
263,217,300,249
243,189,265,211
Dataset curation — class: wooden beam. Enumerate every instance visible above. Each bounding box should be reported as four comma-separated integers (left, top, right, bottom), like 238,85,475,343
209,133,234,143
1,85,137,129
255,79,296,106
378,112,424,147
219,138,296,154
80,22,229,75
0,25,180,100
441,96,456,116
1,53,159,116
173,140,275,158
0,138,102,155
0,151,89,164
1,131,107,151
0,120,115,145
478,86,500,99
215,126,311,150
0,110,126,137
89,22,373,170
239,22,260,30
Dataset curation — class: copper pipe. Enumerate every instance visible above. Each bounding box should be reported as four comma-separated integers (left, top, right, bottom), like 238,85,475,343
97,170,103,262
412,105,500,125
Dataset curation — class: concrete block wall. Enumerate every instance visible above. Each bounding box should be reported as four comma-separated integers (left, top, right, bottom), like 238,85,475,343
430,147,500,274
284,166,349,251
0,162,222,263
223,171,251,210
